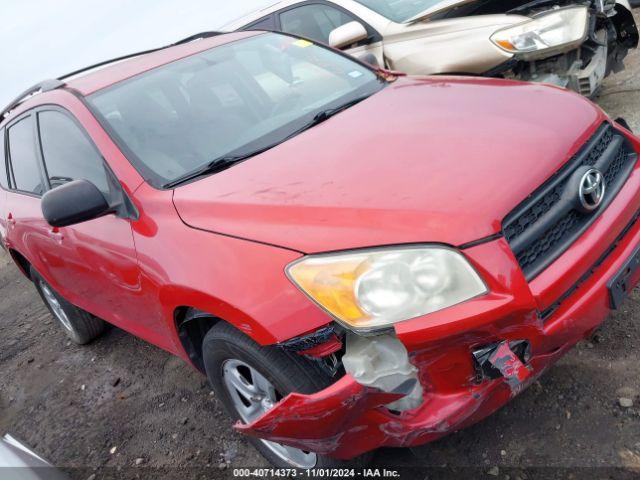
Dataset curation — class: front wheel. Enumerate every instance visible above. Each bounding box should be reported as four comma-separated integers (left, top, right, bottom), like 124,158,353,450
202,322,372,469
31,267,105,344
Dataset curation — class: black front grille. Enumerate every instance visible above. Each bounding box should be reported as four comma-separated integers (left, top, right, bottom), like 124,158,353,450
503,123,637,279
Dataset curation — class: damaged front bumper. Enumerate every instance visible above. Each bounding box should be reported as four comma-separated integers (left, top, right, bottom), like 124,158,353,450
495,4,638,97
237,189,640,459
517,41,608,98
237,338,538,459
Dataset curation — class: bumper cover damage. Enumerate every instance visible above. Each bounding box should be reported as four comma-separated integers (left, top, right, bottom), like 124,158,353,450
494,4,638,97
473,340,532,392
237,156,640,458
237,339,542,459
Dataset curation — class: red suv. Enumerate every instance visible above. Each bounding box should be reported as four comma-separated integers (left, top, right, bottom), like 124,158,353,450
1,30,639,468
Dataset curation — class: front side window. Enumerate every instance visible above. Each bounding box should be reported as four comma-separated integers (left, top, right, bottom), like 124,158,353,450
38,111,110,195
354,0,442,23
89,32,383,187
7,117,44,195
280,4,357,44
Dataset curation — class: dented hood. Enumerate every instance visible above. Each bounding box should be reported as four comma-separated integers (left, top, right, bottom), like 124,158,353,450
173,76,604,254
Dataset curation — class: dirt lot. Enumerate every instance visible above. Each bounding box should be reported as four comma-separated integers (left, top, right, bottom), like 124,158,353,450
2,15,640,480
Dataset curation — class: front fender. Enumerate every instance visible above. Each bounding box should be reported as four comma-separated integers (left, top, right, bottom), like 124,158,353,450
382,15,520,74
130,183,335,356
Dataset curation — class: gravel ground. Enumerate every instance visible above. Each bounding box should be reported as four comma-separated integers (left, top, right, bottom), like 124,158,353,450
2,14,640,479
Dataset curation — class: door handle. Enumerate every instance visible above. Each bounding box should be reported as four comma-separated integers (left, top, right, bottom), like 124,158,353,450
7,213,15,227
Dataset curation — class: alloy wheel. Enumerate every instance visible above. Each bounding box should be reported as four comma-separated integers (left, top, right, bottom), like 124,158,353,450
39,281,73,332
221,358,317,468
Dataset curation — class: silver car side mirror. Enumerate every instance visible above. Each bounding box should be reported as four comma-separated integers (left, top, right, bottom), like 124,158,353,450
329,21,368,49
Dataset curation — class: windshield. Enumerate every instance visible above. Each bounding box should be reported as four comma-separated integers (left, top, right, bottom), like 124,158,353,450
88,33,383,188
354,0,443,22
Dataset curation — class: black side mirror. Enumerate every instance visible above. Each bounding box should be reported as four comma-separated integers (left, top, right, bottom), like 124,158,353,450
41,179,111,227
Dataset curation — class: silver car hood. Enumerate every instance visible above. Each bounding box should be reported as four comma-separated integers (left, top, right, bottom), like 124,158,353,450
405,0,480,22
404,0,618,21
0,434,67,480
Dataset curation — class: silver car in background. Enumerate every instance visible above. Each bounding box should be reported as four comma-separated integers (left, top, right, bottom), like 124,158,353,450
0,434,67,480
226,0,639,97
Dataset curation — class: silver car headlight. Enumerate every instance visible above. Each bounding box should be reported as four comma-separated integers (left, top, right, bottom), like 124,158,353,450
287,246,487,333
491,7,589,54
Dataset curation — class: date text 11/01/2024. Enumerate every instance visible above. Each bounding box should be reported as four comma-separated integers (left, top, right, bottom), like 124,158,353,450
232,469,401,477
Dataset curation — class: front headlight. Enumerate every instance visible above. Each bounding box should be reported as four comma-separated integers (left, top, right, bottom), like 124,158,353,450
491,7,588,54
287,246,487,333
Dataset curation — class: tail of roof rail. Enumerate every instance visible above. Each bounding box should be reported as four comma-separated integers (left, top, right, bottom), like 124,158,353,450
0,79,65,123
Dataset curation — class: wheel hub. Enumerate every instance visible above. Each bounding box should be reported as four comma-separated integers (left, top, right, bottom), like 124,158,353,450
221,359,317,468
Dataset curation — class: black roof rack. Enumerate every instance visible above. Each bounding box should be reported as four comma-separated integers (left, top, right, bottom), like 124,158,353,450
1,31,225,124
172,31,224,46
0,79,65,123
59,31,224,81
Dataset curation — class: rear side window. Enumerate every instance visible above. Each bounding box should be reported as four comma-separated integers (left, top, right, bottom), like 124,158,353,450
0,129,7,189
244,15,276,30
7,118,44,195
38,111,110,195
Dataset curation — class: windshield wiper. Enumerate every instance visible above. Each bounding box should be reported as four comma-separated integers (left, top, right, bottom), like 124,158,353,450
311,94,372,123
269,93,372,143
163,149,271,189
163,94,373,189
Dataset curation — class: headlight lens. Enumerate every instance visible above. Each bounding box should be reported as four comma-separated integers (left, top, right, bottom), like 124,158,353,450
491,7,588,54
287,246,487,333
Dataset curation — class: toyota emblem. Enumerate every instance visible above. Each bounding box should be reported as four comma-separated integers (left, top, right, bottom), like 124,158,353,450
578,168,606,212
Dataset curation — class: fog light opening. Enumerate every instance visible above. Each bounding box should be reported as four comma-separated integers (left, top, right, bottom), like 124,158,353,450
473,340,532,384
342,332,424,412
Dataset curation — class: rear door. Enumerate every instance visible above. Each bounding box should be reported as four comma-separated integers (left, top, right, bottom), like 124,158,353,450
0,128,9,250
3,113,51,277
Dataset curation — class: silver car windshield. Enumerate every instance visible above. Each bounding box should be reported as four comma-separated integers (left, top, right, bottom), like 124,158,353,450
354,0,443,22
88,33,382,187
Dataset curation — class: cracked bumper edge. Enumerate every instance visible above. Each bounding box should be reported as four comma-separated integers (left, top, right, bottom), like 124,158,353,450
235,353,554,459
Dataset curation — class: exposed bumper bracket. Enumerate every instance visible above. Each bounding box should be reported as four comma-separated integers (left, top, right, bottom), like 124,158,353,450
473,340,532,390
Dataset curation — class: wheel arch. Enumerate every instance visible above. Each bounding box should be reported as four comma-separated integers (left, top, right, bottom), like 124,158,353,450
174,307,221,373
173,303,278,373
613,4,639,49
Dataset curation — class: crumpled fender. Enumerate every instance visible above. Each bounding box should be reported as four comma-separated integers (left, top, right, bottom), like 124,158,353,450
235,375,404,455
235,346,547,459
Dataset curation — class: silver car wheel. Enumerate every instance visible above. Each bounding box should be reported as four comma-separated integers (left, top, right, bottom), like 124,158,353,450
40,282,73,332
222,359,317,468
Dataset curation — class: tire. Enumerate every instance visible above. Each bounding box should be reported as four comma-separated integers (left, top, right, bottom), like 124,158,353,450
31,267,105,345
202,321,373,469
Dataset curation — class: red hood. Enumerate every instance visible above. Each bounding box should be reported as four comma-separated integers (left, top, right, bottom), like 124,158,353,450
173,76,605,253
